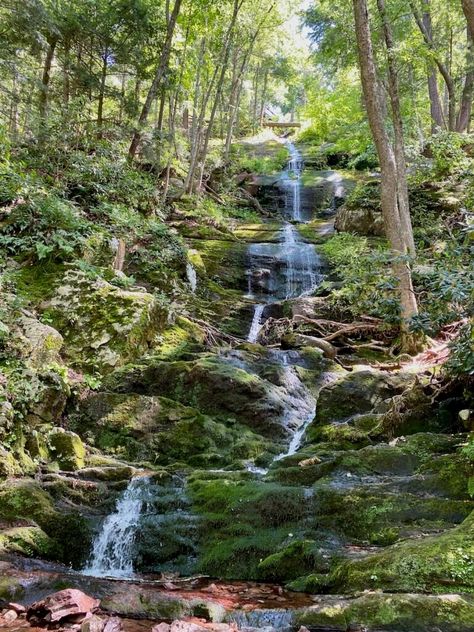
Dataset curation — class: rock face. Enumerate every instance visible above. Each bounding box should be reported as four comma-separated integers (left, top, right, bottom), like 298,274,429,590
335,200,384,236
14,315,63,368
43,269,170,371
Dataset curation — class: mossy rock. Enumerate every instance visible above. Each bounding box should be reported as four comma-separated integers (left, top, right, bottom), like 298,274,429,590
43,269,170,372
258,540,325,581
0,525,53,559
294,592,474,631
105,352,317,439
48,428,86,471
330,510,474,593
0,479,56,526
311,369,416,429
76,391,266,466
0,446,21,478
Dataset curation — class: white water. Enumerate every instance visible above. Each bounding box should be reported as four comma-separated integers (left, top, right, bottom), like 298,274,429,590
83,476,149,578
247,304,265,343
186,262,197,293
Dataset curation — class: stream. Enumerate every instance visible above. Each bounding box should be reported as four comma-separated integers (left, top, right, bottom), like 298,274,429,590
3,142,354,631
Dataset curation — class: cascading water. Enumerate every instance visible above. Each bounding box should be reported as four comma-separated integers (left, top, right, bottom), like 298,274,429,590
243,142,323,469
247,304,265,343
83,475,150,578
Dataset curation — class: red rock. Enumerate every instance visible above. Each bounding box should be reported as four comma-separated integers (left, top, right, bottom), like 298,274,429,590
6,603,26,615
3,609,18,623
27,589,100,625
103,616,123,632
152,624,171,632
81,614,106,632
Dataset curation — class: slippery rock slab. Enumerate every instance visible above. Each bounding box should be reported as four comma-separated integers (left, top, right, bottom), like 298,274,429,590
43,270,170,372
294,592,474,632
101,585,226,622
313,368,416,426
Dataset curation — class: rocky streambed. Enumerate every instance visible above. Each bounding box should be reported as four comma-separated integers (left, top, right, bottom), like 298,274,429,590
1,140,473,632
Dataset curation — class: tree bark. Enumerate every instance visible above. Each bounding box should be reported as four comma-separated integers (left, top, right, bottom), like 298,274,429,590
197,0,244,189
39,38,57,123
97,49,108,127
353,0,419,349
411,0,455,130
457,24,474,132
128,0,182,160
376,0,416,256
462,0,474,36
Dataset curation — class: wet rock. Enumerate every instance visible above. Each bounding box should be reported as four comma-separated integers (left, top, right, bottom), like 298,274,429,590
294,591,474,632
281,333,336,359
48,428,86,471
312,368,416,427
27,589,100,625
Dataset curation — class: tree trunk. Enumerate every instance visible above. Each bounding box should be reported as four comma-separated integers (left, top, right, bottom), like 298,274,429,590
423,3,445,132
39,38,57,123
457,24,474,132
353,0,419,349
128,0,182,160
376,0,416,256
97,49,108,127
197,0,244,189
259,68,269,126
411,0,455,129
462,0,474,36
62,38,71,108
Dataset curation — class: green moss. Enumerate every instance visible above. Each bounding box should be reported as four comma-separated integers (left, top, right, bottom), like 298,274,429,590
294,592,474,631
331,511,474,593
48,429,86,470
258,540,323,581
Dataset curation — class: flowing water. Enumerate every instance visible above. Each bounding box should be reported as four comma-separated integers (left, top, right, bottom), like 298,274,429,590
83,476,150,579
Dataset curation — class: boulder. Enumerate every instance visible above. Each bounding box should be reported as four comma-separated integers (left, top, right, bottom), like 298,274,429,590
281,333,336,359
335,201,384,236
15,315,63,368
48,428,86,471
313,368,416,426
43,269,170,372
27,589,100,625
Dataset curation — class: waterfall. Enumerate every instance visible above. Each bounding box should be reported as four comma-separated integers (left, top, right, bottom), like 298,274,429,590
83,476,149,578
247,304,265,343
273,403,316,463
186,262,197,293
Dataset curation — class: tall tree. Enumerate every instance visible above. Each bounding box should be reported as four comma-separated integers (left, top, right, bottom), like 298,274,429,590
352,0,419,350
128,0,182,160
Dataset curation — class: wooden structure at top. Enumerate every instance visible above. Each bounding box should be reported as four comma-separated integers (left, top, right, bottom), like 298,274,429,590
262,121,301,129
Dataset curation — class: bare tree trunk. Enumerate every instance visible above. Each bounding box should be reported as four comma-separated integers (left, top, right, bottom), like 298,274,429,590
97,49,108,127
457,25,474,132
462,0,474,35
62,38,71,108
128,0,182,160
376,0,416,256
197,0,244,189
421,1,444,132
259,68,269,126
39,38,57,123
411,0,455,130
353,0,419,350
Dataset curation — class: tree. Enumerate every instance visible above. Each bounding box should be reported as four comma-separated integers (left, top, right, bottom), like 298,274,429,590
352,0,420,350
128,0,182,160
